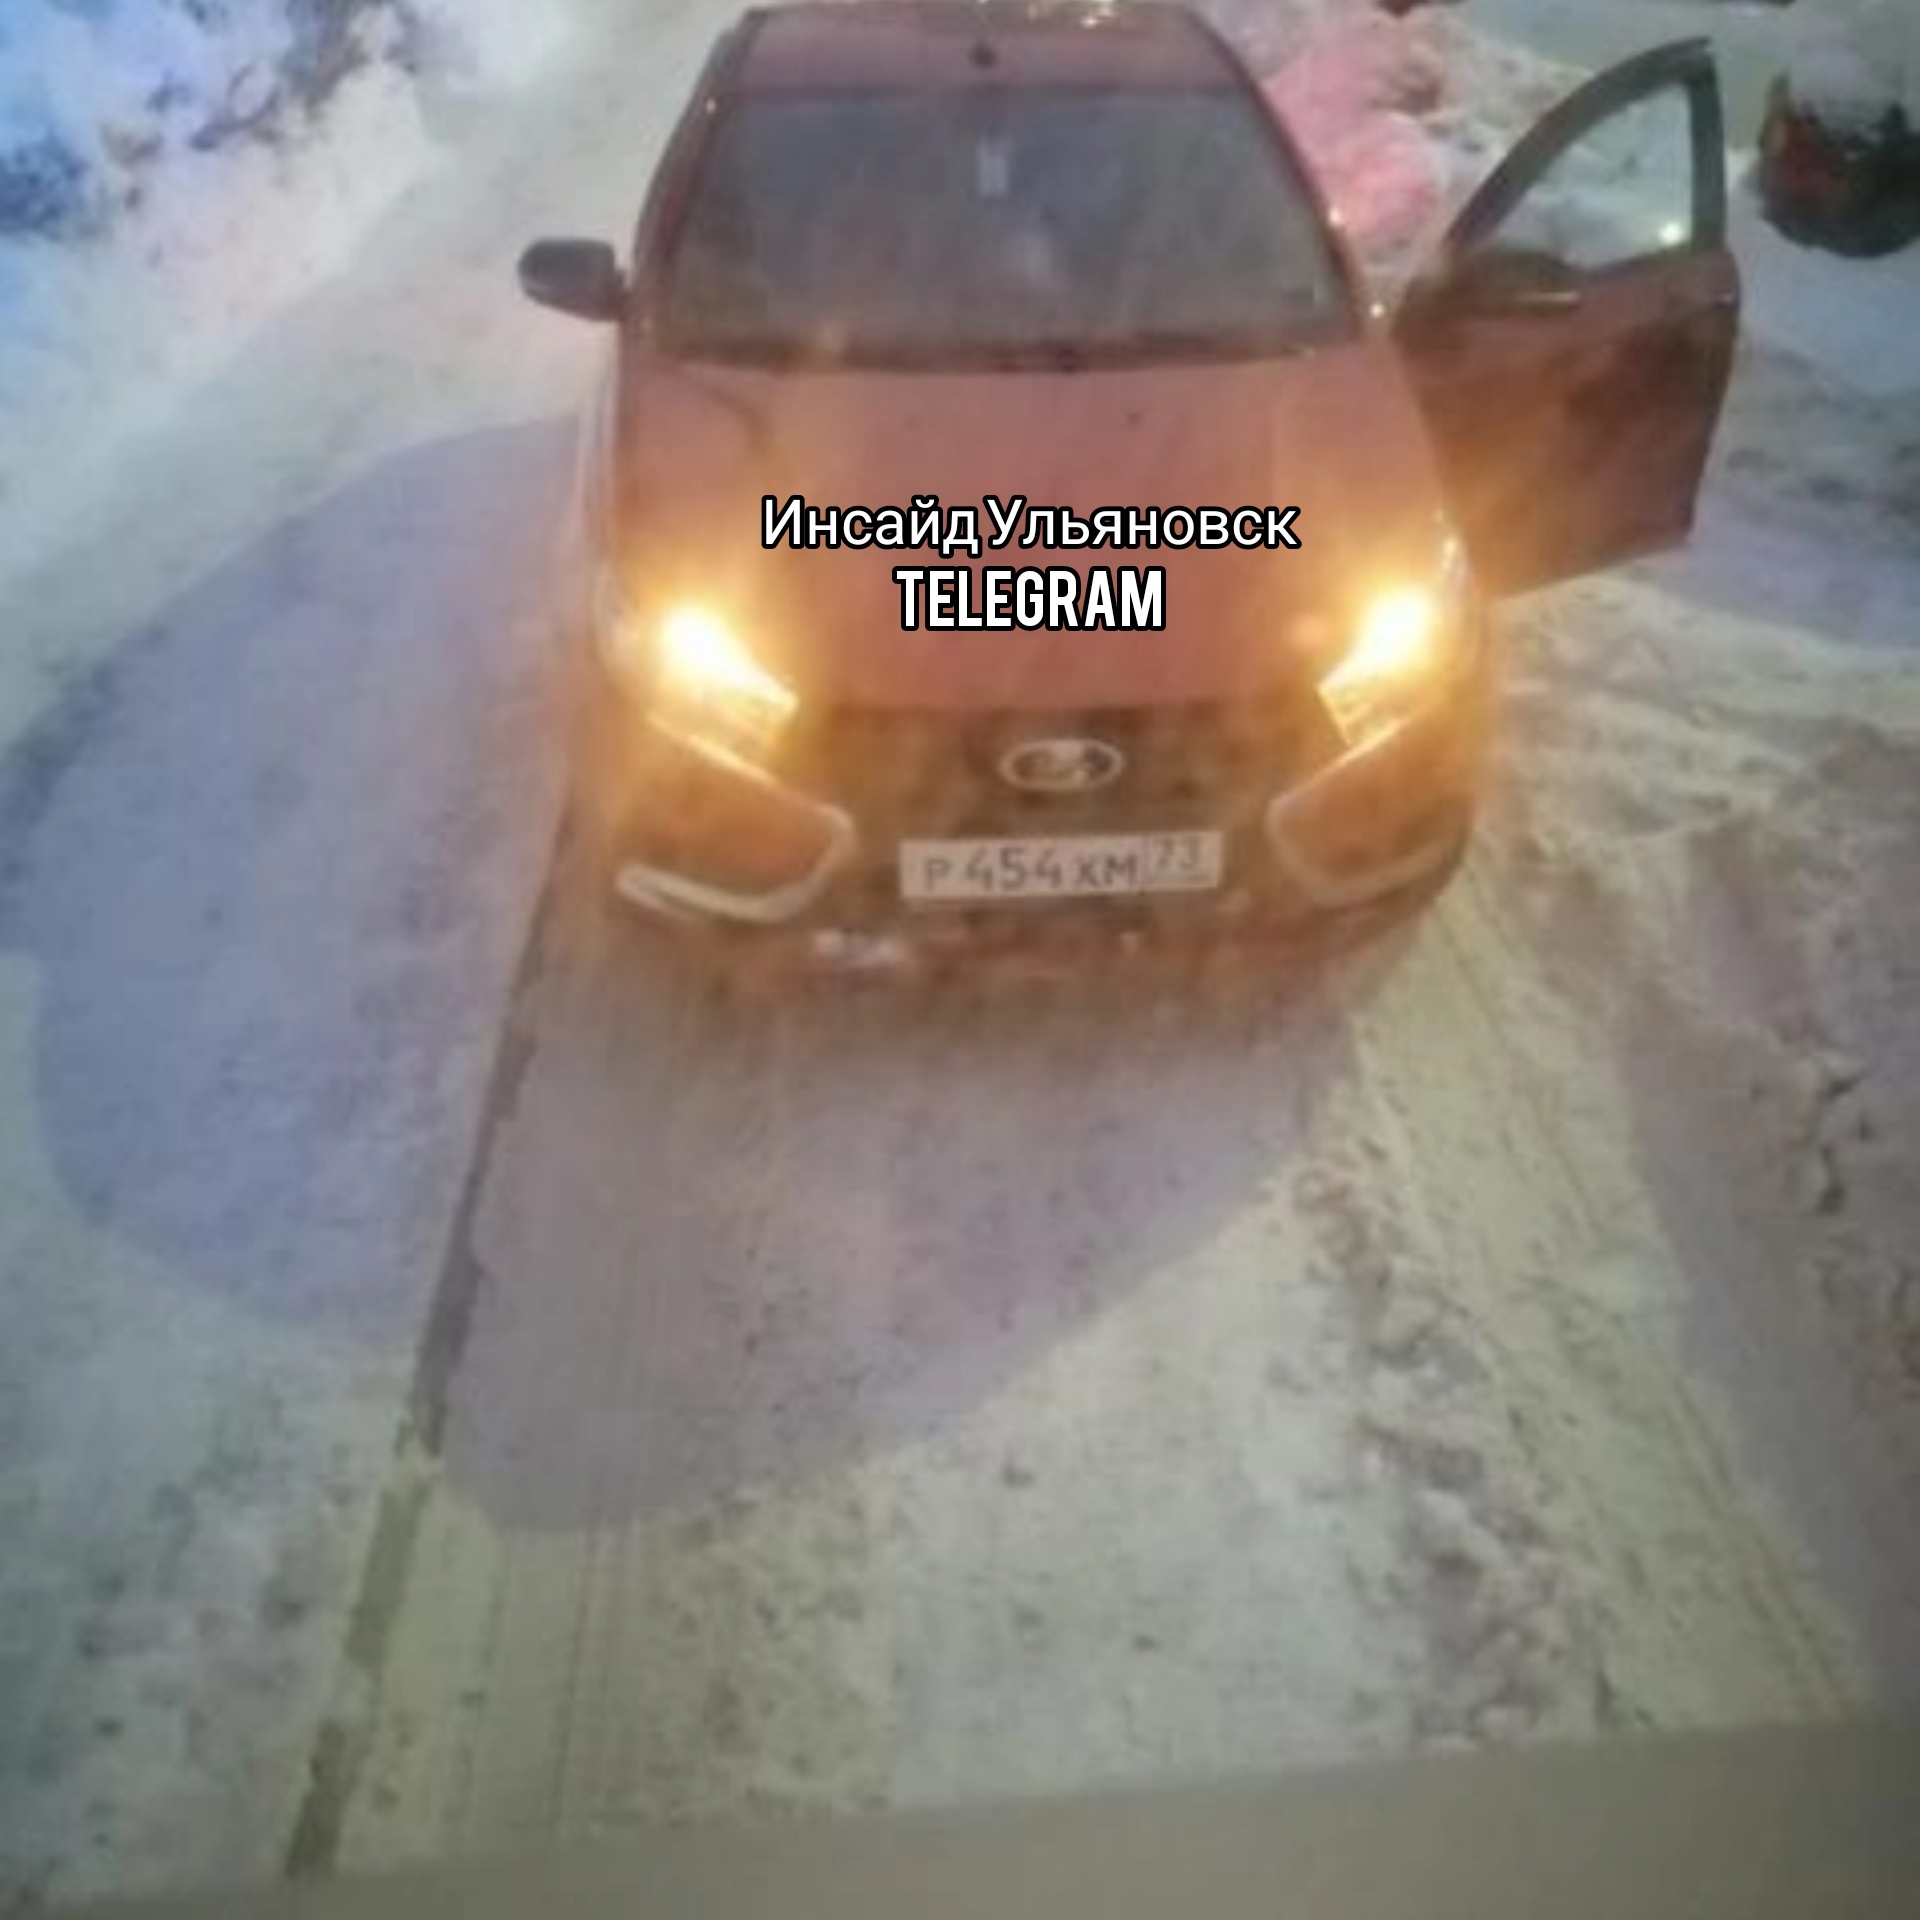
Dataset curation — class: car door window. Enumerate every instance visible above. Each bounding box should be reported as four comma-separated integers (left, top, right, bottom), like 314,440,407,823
1471,80,1696,274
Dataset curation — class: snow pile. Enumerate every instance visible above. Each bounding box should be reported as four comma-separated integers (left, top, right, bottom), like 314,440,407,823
1263,7,1450,269
0,2,574,578
1219,0,1588,287
1293,1152,1599,1746
1482,564,1920,1491
1788,44,1901,137
1787,0,1920,131
0,2,391,240
402,2,574,101
0,2,568,241
0,53,430,382
1194,0,1469,277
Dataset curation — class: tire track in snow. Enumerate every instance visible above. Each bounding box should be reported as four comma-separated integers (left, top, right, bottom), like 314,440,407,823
1324,855,1870,1735
318,845,1873,1875
320,894,1431,1866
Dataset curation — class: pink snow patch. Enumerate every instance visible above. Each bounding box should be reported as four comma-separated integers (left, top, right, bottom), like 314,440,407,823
1266,14,1447,259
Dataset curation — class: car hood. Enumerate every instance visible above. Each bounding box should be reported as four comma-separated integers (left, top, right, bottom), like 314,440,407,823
613,344,1450,710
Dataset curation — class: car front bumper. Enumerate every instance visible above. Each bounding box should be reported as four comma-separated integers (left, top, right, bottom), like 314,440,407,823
575,638,1493,974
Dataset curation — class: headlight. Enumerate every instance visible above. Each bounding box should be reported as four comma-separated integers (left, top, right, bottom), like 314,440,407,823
1317,547,1473,750
597,576,796,754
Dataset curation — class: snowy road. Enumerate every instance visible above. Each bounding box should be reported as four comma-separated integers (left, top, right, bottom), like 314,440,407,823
0,0,746,1897
310,566,1920,1867
3,0,1919,1905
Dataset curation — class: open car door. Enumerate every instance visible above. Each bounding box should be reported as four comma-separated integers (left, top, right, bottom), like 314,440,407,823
1394,40,1740,597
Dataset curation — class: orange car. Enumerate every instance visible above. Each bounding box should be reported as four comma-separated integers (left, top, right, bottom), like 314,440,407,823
521,2,1738,973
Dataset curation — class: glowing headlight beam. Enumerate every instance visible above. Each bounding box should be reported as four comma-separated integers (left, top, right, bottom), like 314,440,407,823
657,605,797,720
1336,587,1440,686
1317,580,1455,750
594,581,798,758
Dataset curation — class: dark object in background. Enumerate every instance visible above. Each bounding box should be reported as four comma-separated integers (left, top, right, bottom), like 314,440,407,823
1756,72,1920,255
0,133,96,239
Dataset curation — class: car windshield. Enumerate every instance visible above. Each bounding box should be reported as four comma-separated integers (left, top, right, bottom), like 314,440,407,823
656,85,1357,368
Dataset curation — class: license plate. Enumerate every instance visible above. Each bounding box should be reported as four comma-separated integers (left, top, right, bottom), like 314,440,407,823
899,830,1224,904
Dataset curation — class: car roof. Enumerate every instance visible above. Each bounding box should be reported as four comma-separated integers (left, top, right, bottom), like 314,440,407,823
728,1,1243,93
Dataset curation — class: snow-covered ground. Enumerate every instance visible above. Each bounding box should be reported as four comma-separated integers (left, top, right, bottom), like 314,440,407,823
1,0,1917,1905
0,2,665,1898
0,1,573,586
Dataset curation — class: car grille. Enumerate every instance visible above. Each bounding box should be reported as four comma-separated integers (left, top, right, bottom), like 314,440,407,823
775,694,1338,843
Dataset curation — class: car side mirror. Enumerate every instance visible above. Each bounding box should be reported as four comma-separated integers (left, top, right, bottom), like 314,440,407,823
518,238,626,322
1402,247,1584,329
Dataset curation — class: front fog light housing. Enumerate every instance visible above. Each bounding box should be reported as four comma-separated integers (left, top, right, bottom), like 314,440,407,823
1318,549,1471,749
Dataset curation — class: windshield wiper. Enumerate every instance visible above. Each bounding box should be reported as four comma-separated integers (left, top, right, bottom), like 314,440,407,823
1121,329,1317,361
978,332,1320,371
968,340,1094,372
